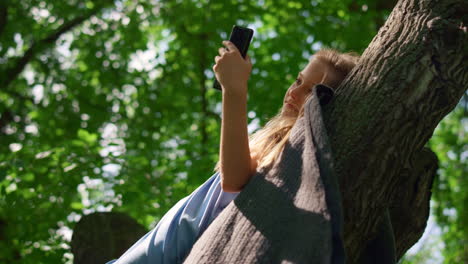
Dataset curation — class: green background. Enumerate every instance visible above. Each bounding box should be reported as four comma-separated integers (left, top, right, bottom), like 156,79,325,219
0,0,466,263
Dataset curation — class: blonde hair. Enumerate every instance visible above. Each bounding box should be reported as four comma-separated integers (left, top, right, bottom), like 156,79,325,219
213,48,360,173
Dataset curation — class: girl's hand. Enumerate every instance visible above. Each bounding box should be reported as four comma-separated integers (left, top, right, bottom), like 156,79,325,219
213,40,252,96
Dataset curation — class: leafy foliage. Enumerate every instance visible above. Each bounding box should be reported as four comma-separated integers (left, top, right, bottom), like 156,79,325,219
429,101,468,263
0,0,463,263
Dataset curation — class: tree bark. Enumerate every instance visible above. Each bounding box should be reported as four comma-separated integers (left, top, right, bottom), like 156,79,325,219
323,0,467,262
389,147,438,260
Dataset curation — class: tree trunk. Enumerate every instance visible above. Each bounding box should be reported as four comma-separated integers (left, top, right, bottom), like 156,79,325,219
324,0,467,262
188,0,467,262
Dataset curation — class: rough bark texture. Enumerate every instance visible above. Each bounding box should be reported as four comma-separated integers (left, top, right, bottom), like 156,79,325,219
323,0,467,262
71,212,147,264
389,147,438,260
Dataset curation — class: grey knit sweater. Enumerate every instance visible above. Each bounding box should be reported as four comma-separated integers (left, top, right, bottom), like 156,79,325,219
183,84,345,264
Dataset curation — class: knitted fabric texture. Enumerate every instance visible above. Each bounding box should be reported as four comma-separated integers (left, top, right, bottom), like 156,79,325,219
183,84,345,264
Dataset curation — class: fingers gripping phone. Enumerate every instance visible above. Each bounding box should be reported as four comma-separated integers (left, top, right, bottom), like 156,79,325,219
213,25,254,90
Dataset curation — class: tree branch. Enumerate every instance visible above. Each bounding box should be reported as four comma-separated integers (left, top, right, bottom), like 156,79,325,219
1,89,35,104
1,5,104,89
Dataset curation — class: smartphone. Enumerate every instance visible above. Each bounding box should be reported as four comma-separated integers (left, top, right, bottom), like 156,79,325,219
213,25,254,90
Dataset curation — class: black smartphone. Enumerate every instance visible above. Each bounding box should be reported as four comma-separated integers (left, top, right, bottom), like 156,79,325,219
213,25,254,90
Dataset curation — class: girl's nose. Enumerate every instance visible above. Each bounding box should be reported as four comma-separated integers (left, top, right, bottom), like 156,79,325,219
289,87,299,101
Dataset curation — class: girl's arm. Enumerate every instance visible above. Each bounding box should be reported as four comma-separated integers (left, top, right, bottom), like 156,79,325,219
213,40,255,192
219,86,255,192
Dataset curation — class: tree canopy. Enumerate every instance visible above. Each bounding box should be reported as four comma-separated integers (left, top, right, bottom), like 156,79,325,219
0,0,465,263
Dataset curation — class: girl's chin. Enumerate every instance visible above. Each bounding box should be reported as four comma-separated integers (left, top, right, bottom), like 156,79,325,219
281,108,298,117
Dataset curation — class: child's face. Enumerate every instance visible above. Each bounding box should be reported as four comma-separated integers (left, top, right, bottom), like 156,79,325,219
281,58,335,117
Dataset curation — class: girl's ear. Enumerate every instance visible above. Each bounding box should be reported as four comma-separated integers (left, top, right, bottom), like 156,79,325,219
320,70,329,84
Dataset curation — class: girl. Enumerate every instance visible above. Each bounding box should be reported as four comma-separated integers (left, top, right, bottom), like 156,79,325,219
105,41,359,264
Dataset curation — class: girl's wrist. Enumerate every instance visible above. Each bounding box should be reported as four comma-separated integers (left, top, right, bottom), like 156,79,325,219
222,83,248,99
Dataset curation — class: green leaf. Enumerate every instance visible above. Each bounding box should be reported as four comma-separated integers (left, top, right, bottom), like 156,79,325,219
71,202,84,210
77,129,98,146
22,173,35,182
